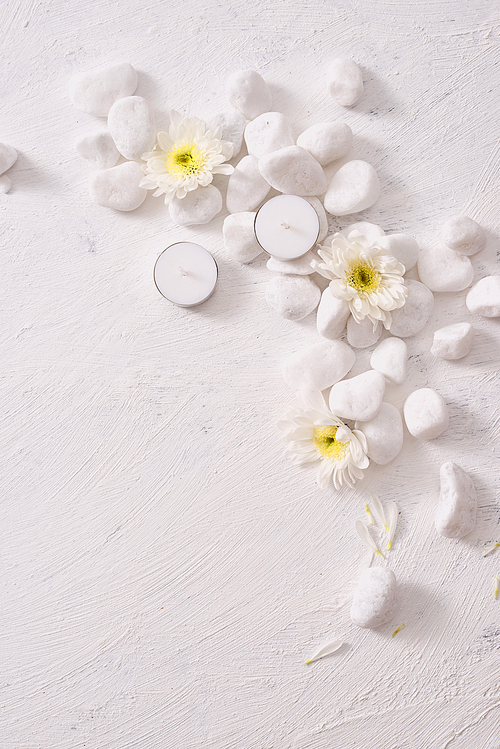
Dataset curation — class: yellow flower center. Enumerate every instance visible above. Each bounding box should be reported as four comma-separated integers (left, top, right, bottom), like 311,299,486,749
313,425,350,460
166,140,206,177
347,261,381,294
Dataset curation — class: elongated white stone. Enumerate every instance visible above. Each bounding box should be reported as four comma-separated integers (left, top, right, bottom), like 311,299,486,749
418,242,474,292
355,402,403,465
266,275,320,321
347,316,382,349
258,146,327,196
351,567,397,629
226,155,270,213
282,339,355,392
223,212,262,263
244,112,294,158
89,161,147,211
389,280,433,338
404,388,449,439
378,234,419,271
75,129,120,169
324,160,380,216
441,216,486,256
296,122,353,165
327,59,364,107
215,110,247,157
435,462,477,539
0,143,18,175
226,70,272,120
316,288,350,339
370,337,407,384
329,370,385,422
267,251,316,275
430,322,474,360
69,62,138,116
466,276,500,317
169,185,222,226
345,221,384,245
107,96,156,160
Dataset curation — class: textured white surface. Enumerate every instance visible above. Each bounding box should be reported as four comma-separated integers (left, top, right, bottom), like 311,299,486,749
2,1,500,748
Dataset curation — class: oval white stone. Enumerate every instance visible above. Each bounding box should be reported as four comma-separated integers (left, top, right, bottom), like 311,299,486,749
435,462,477,539
267,251,316,275
326,58,364,107
441,215,486,256
350,567,397,629
418,242,474,292
88,161,147,211
355,402,403,465
404,388,449,439
226,155,271,213
0,143,18,175
316,288,350,339
389,280,434,338
466,276,500,317
296,122,353,165
215,110,247,158
223,212,262,263
69,62,138,116
282,339,355,391
266,275,321,321
244,112,294,159
258,146,327,196
370,337,407,385
324,160,380,216
430,322,474,360
107,96,156,160
347,316,382,349
329,370,386,422
169,185,222,226
345,221,384,245
75,129,120,169
226,69,272,120
378,234,420,271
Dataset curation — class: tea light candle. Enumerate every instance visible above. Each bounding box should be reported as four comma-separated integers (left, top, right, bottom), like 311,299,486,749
154,242,218,307
254,195,320,260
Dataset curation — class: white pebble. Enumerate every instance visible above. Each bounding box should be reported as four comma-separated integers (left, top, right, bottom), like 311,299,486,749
244,112,294,159
370,337,407,385
169,185,222,226
316,288,350,339
266,275,320,321
89,161,147,211
0,143,17,175
389,280,434,338
435,462,477,539
430,322,474,360
326,58,364,107
296,122,353,166
226,70,272,120
267,251,316,275
378,234,420,271
417,242,474,292
347,316,382,349
259,146,327,196
107,96,156,160
344,221,384,245
69,62,138,116
441,215,486,256
0,175,12,193
305,197,328,242
75,129,120,169
223,212,262,263
350,567,397,629
355,403,403,465
282,339,355,392
329,370,386,422
226,155,270,213
403,388,449,440
324,160,380,216
466,276,500,317
215,110,247,157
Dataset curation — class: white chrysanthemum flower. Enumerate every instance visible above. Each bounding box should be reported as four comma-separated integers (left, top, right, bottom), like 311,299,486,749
311,232,408,330
278,389,369,490
140,110,234,203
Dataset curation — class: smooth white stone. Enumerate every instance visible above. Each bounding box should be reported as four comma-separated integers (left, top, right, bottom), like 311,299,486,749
326,58,364,107
107,96,156,160
267,251,316,275
324,160,380,216
88,161,147,211
266,275,320,321
316,288,350,339
350,567,397,629
75,129,120,169
430,322,474,360
403,388,449,439
329,370,385,422
355,403,403,465
223,212,262,263
226,70,272,120
258,146,327,196
215,110,247,157
441,215,486,256
282,339,355,391
226,155,270,213
435,462,477,539
0,143,17,175
305,197,328,242
169,185,222,226
0,175,12,193
466,276,500,317
418,242,474,292
296,122,353,166
69,62,138,116
347,316,382,349
370,337,407,385
389,280,434,338
244,112,294,159
345,221,384,245
378,234,420,271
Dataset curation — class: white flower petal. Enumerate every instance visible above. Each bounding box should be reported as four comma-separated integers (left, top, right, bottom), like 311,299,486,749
386,501,398,550
369,493,387,529
355,519,383,558
304,639,343,664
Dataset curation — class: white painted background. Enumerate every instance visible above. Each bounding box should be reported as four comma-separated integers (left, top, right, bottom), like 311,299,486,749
2,1,500,747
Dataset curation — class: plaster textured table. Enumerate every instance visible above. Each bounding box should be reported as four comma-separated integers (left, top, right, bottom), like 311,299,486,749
2,2,500,748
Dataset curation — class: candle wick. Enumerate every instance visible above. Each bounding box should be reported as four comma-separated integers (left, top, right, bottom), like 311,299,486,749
179,265,188,277
281,222,290,229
